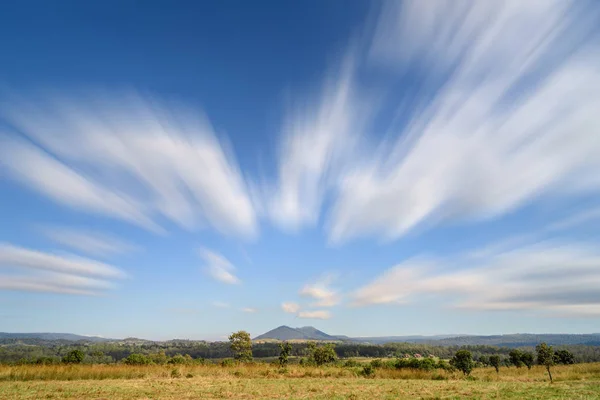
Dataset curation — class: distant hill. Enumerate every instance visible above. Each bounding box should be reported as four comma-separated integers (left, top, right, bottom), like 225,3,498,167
429,334,600,347
254,327,600,347
254,326,337,341
0,332,111,342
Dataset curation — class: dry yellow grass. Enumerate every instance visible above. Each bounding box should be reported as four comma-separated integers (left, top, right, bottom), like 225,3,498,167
0,363,599,399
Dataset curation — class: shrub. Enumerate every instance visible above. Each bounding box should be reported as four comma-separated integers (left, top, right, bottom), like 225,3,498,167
220,358,237,367
370,359,383,368
343,359,361,368
168,354,193,365
123,353,151,365
62,350,85,364
554,349,575,365
361,364,375,377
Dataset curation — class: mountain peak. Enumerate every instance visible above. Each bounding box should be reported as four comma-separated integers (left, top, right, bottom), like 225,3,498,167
254,326,336,341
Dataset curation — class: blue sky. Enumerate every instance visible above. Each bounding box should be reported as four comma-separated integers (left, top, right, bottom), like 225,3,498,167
1,0,600,340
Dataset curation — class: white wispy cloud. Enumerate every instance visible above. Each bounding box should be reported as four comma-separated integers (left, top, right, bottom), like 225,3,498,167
212,301,230,308
242,307,257,313
0,91,257,237
352,241,600,316
281,302,300,314
0,243,125,278
299,274,341,307
39,226,138,257
0,243,125,295
199,248,241,285
298,310,332,320
265,61,366,230
327,0,600,243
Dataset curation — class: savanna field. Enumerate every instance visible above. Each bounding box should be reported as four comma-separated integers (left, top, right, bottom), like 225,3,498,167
1,362,600,400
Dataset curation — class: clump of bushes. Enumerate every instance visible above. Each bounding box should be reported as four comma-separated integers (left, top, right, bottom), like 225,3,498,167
123,354,151,365
361,364,375,377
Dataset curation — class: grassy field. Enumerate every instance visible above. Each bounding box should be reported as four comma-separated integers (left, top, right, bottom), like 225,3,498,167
1,363,599,399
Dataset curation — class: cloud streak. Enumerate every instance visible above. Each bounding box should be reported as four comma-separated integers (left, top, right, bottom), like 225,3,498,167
200,248,240,285
39,226,138,257
299,274,341,307
297,310,332,320
328,0,600,243
0,243,125,295
281,302,300,314
352,240,600,316
0,92,257,237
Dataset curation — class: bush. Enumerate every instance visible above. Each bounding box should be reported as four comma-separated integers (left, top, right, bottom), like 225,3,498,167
62,350,85,364
220,358,237,367
168,354,193,365
170,368,181,378
361,364,375,377
123,353,151,365
343,359,361,368
370,359,383,368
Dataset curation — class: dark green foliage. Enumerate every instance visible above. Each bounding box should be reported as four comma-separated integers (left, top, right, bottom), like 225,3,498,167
1,336,600,366
450,350,474,376
278,342,291,367
361,364,375,377
123,353,151,365
343,359,361,368
392,357,448,371
228,331,253,362
370,359,383,368
521,351,534,369
554,349,575,365
168,354,193,365
62,349,84,364
536,342,555,382
36,356,59,365
509,349,523,368
311,343,337,366
489,355,501,373
220,358,236,367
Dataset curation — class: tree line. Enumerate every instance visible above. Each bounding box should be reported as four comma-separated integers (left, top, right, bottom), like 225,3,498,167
0,332,593,370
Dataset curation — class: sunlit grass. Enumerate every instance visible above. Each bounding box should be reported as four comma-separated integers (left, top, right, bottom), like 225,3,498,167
1,363,599,399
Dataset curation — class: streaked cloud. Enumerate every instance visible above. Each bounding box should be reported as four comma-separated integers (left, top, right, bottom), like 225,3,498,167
352,241,600,316
265,61,366,231
281,302,300,314
0,243,125,295
0,91,257,237
299,274,341,307
199,248,240,285
39,226,138,257
242,307,257,313
298,310,332,320
0,243,125,278
327,0,600,243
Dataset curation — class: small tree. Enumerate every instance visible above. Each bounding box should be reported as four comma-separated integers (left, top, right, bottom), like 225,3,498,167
509,349,523,368
62,349,85,364
521,352,534,370
489,355,501,374
450,350,474,376
553,349,575,365
313,343,337,366
278,342,292,367
229,330,253,362
536,342,555,382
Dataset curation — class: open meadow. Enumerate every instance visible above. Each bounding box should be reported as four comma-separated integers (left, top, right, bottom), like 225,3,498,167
1,362,599,399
